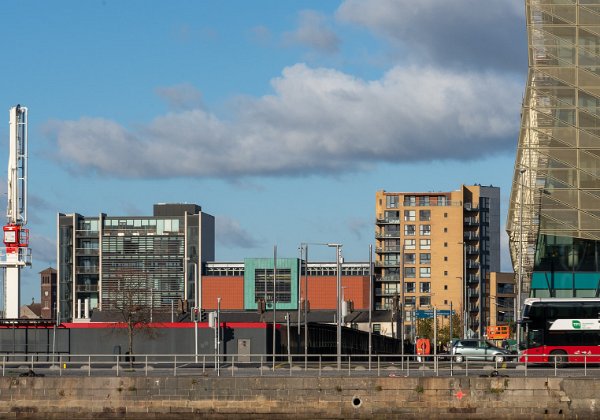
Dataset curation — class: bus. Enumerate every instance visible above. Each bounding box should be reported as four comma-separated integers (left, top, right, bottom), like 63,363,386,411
520,297,600,365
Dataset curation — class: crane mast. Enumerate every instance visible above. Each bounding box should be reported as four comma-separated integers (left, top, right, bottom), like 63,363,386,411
2,105,31,319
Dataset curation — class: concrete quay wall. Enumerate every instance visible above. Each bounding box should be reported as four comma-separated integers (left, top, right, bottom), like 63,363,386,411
0,375,596,419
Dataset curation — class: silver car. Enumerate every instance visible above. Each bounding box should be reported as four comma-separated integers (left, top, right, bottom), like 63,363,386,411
451,339,512,363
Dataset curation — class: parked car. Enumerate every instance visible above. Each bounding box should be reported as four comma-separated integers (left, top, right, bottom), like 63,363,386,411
451,339,512,363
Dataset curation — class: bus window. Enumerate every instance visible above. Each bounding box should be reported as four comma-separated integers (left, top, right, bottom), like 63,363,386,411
527,329,543,348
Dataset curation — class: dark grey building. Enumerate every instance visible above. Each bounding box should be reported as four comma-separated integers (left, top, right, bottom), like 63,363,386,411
57,203,215,321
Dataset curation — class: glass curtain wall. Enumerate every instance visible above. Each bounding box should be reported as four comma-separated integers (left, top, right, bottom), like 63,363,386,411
508,0,600,297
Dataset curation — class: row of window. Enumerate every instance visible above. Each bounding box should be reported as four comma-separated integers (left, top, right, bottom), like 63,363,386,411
403,225,431,236
403,253,431,265
386,195,449,208
385,210,431,222
381,282,431,294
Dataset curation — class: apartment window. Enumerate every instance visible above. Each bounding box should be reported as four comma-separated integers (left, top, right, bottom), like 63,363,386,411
444,256,448,261
404,253,416,264
419,196,430,206
438,196,448,206
385,239,400,252
404,267,416,278
419,239,431,249
404,195,416,206
419,267,431,278
444,300,448,305
404,296,416,306
443,227,448,233
404,210,416,221
404,239,416,250
419,253,431,265
444,242,448,247
386,195,399,208
444,271,448,276
405,282,415,293
420,282,431,293
444,285,448,290
404,225,416,236
384,211,399,222
384,225,400,237
420,296,431,306
419,225,431,236
444,212,448,218
384,255,399,265
419,210,431,221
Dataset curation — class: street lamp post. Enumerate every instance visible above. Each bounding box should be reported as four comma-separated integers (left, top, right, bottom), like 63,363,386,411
328,243,343,370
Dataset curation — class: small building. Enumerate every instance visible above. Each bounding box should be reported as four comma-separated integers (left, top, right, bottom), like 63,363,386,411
40,267,57,320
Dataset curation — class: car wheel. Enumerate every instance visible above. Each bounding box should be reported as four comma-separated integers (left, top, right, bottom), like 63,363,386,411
550,350,568,368
454,354,464,363
494,355,504,363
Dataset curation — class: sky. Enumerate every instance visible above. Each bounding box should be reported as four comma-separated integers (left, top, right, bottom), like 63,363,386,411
0,0,528,305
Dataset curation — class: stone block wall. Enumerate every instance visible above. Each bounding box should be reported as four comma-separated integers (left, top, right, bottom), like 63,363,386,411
0,375,597,418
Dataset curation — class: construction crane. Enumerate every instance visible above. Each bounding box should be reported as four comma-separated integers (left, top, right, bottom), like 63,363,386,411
1,105,31,318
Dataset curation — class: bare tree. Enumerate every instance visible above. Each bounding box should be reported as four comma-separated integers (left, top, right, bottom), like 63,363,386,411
114,286,154,369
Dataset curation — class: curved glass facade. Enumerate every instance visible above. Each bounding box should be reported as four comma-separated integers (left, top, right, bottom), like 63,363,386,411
508,0,600,297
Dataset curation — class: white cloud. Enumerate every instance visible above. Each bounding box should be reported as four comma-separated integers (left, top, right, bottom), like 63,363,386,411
44,63,521,179
336,0,526,72
283,10,340,54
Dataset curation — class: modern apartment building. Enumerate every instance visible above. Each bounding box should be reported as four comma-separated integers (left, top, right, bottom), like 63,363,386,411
507,1,600,298
486,272,516,328
375,185,500,338
57,203,215,321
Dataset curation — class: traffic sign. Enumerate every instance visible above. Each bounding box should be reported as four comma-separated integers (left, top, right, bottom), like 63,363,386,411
415,309,454,319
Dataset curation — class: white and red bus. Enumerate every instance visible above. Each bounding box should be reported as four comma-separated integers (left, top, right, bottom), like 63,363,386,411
520,297,600,364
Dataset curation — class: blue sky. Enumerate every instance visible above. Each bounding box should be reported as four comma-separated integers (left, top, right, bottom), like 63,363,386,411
0,0,527,304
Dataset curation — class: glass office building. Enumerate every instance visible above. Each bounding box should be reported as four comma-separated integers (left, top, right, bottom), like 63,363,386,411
508,1,600,298
57,204,215,321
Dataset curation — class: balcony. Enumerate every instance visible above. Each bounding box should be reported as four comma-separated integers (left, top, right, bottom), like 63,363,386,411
375,288,400,297
376,217,400,224
375,275,400,283
463,232,479,241
467,275,479,284
75,230,99,238
464,217,479,226
464,203,479,211
466,260,480,269
375,232,401,239
466,246,479,254
75,284,99,292
375,260,400,267
468,304,479,312
75,248,99,256
468,289,480,298
76,266,99,274
375,246,401,253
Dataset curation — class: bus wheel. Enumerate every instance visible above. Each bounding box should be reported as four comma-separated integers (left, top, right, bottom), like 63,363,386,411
550,350,568,368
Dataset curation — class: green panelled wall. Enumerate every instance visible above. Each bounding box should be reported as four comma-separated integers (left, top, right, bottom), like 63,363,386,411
244,258,299,311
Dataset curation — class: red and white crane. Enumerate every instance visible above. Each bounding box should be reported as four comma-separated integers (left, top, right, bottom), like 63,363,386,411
2,105,31,318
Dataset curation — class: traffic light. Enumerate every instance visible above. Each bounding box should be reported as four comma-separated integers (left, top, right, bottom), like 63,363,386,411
191,307,199,322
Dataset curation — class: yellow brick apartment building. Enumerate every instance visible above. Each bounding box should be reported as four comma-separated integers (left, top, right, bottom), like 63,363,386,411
375,185,500,339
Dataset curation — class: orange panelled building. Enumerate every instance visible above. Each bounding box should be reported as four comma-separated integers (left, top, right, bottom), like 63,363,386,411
200,261,371,311
301,276,370,310
201,276,245,310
